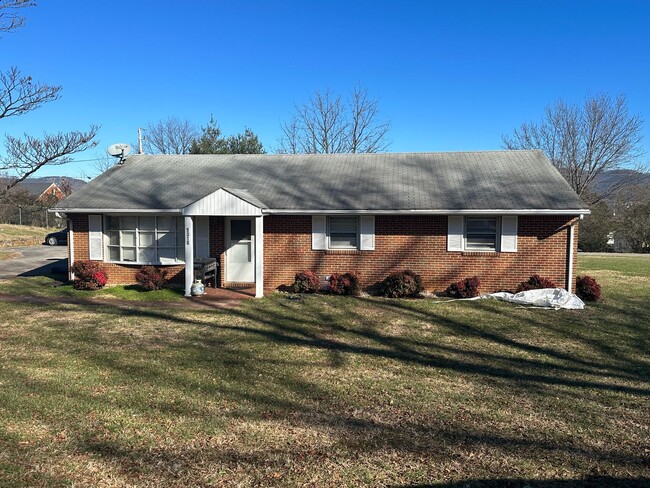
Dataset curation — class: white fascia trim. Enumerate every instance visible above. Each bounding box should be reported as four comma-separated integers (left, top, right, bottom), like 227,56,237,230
264,209,591,216
52,208,182,214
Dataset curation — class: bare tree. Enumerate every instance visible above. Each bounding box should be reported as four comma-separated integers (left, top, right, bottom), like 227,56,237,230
0,66,61,119
0,1,98,194
614,184,650,253
59,177,74,196
1,129,99,192
503,94,645,201
90,151,116,175
348,86,391,153
278,86,391,154
0,0,31,35
143,116,198,154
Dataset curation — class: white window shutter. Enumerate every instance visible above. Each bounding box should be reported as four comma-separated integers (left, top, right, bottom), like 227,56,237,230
447,216,464,251
312,215,327,250
359,215,375,250
88,214,103,260
501,215,518,252
194,216,210,258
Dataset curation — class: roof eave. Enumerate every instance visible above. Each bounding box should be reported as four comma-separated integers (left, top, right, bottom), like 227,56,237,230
264,209,591,215
49,208,183,214
51,207,591,216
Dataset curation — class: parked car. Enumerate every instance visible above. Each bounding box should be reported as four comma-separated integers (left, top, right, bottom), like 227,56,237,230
44,228,68,246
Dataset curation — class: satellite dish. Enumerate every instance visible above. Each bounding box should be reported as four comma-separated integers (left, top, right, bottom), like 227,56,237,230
107,143,132,163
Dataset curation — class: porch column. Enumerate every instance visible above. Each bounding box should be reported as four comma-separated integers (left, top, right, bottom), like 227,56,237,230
184,216,194,297
255,215,264,298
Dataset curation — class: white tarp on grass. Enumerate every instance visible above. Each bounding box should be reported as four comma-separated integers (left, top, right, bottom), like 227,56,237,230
486,288,585,310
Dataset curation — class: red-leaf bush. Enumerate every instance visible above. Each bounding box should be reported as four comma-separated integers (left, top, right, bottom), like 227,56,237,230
576,275,601,302
71,260,108,290
135,266,169,291
292,270,321,293
515,274,557,293
444,276,481,298
328,272,360,296
378,270,423,298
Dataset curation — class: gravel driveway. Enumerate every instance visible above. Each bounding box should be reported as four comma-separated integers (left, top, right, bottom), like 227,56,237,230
0,245,68,279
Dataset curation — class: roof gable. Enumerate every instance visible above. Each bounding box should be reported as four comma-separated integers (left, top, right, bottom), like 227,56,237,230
183,188,264,216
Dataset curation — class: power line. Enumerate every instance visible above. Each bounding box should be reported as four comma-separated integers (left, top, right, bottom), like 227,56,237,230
66,157,113,163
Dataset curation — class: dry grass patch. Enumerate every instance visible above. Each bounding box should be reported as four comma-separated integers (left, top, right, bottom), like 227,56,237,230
0,224,52,247
0,257,648,486
0,250,20,261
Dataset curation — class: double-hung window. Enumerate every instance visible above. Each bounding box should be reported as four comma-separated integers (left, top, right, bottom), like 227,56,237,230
328,216,359,249
465,217,499,251
106,216,185,264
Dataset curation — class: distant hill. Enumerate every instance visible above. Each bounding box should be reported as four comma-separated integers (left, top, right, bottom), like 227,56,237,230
591,169,650,198
28,176,87,191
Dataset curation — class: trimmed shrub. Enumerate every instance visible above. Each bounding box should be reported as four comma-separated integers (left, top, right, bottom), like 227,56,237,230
516,274,557,293
292,270,321,293
378,270,423,298
71,260,108,291
444,276,481,298
328,272,360,296
576,275,601,302
135,266,169,291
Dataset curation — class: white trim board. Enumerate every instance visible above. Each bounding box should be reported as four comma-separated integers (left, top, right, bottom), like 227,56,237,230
55,208,591,217
266,209,590,215
52,209,182,214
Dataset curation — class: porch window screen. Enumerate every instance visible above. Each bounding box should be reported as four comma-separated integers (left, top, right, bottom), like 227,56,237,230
105,216,185,264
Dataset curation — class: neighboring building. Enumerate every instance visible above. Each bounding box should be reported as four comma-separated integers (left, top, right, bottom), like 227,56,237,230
2,179,65,203
52,150,590,297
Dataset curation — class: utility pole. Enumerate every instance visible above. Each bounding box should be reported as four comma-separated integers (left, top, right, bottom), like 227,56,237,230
18,205,22,226
138,127,145,154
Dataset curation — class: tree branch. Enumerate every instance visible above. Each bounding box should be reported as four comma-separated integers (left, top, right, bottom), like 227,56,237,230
0,126,99,193
0,66,61,120
0,0,33,36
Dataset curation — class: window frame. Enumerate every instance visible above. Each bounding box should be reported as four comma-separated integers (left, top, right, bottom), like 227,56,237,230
104,215,185,265
464,216,501,252
327,215,360,250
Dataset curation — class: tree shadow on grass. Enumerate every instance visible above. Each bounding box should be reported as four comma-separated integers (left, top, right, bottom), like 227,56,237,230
2,295,649,485
401,477,650,487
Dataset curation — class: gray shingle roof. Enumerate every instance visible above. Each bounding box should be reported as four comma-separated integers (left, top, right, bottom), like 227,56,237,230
54,150,588,212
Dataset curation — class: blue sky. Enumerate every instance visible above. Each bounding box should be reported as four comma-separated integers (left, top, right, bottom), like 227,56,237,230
2,0,649,178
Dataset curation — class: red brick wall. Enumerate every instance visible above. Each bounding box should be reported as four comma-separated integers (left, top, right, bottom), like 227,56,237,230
69,213,579,294
263,215,578,293
38,184,64,203
209,216,226,286
68,214,185,285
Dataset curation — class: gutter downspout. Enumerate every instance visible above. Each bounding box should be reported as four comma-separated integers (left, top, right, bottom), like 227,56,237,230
566,222,575,293
255,215,264,298
68,218,74,282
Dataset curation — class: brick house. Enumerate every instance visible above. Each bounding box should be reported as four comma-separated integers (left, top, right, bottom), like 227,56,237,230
2,180,65,203
52,151,590,297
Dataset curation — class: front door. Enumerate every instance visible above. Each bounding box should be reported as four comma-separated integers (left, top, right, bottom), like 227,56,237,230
226,218,255,282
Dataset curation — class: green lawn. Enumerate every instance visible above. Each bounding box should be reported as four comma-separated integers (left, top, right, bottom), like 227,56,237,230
0,257,648,486
578,252,650,277
0,276,184,302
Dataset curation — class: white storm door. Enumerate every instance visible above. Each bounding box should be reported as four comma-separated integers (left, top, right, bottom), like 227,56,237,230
226,218,255,282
